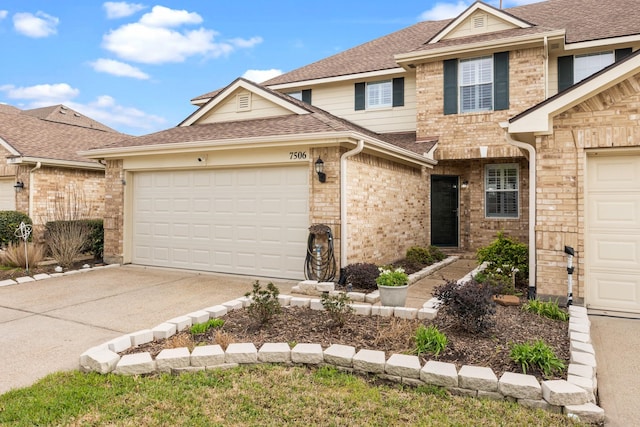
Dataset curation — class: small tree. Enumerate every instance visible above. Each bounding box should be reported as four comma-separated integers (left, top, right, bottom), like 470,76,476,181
245,281,282,326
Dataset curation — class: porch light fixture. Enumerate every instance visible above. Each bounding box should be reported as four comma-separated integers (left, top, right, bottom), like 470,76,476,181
14,181,24,192
315,157,326,183
461,180,469,189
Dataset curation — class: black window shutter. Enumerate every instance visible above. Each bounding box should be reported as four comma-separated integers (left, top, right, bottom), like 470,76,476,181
558,55,574,92
443,59,458,115
392,77,404,107
301,89,312,104
355,82,365,110
493,51,509,111
615,48,633,62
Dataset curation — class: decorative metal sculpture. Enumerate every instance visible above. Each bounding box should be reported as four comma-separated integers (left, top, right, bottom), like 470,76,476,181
14,221,32,273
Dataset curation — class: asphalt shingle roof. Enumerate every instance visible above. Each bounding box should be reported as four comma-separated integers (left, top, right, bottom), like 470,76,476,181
0,105,128,164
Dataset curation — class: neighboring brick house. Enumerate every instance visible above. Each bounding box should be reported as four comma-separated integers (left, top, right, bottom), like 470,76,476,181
0,104,127,236
86,0,640,315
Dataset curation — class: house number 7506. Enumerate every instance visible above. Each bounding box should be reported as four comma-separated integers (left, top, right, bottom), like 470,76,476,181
289,151,307,160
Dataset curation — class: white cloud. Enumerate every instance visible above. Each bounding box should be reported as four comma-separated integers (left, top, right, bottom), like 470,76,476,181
139,5,202,27
419,0,545,21
102,5,262,64
242,69,283,83
70,96,166,134
419,1,469,21
229,36,263,49
90,58,150,79
0,10,8,20
103,2,146,19
13,11,59,37
0,83,79,103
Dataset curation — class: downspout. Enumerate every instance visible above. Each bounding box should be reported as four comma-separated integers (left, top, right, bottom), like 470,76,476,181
340,140,365,268
503,130,537,299
28,162,42,219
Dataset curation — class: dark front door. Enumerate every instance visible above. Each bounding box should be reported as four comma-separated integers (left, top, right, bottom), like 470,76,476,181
431,175,459,247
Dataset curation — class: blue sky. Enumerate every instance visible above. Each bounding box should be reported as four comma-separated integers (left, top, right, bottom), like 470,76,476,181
0,0,541,135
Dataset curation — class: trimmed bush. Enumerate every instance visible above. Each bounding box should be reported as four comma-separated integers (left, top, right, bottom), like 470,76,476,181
476,232,528,287
342,263,379,290
0,211,33,248
433,278,497,334
405,245,446,266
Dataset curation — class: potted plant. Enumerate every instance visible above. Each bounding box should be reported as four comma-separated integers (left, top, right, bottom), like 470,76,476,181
376,266,409,307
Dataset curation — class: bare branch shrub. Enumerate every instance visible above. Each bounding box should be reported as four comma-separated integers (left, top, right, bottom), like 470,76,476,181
0,242,45,268
44,186,94,268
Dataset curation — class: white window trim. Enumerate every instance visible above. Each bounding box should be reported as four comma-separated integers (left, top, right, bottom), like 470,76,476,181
459,56,493,113
485,163,519,219
366,80,392,109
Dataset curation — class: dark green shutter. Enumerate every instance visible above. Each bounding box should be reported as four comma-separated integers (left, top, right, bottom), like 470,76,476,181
355,82,365,110
493,51,509,111
558,55,574,92
443,59,458,115
392,77,404,107
301,89,312,104
615,48,633,62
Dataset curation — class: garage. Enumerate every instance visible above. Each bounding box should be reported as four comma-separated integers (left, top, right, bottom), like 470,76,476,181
586,153,640,314
131,165,309,279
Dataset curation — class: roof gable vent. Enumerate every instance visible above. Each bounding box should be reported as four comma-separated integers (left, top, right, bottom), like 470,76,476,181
473,14,487,29
237,92,252,111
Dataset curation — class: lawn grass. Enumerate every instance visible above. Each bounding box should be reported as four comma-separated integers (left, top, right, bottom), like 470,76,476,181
0,365,584,426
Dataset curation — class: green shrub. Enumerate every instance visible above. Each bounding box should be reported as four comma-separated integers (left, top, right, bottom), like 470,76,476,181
522,299,569,321
321,292,354,327
84,219,104,260
245,281,282,325
510,340,566,377
0,211,32,248
342,263,379,290
414,325,448,357
405,245,447,266
476,232,528,286
433,278,496,334
190,318,225,335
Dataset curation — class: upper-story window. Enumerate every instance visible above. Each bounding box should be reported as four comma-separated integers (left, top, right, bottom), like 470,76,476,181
443,52,509,115
558,48,632,92
459,56,493,113
354,78,404,110
286,89,312,104
367,80,392,108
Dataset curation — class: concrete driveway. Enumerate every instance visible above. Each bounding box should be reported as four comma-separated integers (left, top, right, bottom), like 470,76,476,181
0,265,296,394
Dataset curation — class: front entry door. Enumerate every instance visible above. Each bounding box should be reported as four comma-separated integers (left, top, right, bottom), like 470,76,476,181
431,175,459,247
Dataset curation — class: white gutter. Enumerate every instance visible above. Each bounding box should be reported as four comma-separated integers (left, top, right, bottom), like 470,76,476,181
28,162,42,219
502,127,537,298
340,140,364,268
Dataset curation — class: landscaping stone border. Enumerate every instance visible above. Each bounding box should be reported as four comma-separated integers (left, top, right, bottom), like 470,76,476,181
0,263,119,287
79,258,604,425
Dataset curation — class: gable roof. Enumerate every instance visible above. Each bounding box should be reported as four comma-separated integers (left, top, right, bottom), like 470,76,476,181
22,105,118,133
86,80,437,165
508,48,640,134
0,105,129,168
213,0,638,92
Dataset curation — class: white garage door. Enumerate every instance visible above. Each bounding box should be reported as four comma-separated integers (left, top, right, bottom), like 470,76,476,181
0,178,16,210
586,154,640,315
132,166,309,279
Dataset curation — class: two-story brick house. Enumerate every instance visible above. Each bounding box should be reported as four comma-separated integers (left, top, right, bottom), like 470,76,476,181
86,0,640,315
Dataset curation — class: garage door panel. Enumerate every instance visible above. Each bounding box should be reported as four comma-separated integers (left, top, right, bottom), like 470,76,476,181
587,154,640,314
133,167,308,279
589,196,640,228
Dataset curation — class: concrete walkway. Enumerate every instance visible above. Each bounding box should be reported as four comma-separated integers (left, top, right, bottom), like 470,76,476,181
0,265,296,394
590,314,640,426
405,257,479,308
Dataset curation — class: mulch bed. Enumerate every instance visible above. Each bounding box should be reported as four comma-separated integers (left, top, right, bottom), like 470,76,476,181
122,301,570,382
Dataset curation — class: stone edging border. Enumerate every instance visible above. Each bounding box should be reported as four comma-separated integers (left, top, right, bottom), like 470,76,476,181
78,259,604,425
0,264,120,287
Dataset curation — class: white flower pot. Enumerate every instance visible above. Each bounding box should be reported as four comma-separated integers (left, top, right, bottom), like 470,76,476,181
378,284,409,307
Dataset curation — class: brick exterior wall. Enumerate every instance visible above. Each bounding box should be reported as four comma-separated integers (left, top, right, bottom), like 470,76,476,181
535,72,640,298
414,47,545,251
345,152,429,265
103,160,125,264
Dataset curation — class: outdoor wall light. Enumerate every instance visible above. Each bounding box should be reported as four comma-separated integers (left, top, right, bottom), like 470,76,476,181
315,157,326,183
14,181,24,192
461,180,469,189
